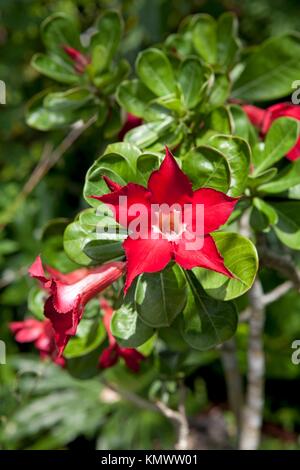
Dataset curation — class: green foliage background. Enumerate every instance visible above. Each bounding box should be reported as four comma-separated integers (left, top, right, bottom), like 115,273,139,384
1,0,300,450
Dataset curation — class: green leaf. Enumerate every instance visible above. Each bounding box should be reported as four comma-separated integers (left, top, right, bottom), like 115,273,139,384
248,168,278,189
232,34,300,101
90,11,122,73
44,88,93,111
136,48,177,97
180,271,238,350
192,14,217,64
111,303,154,348
31,53,79,84
26,101,97,131
253,197,278,225
83,143,161,206
254,117,299,175
205,106,232,135
271,202,300,250
28,286,47,320
204,74,230,111
124,118,178,150
182,145,231,193
135,265,187,327
229,104,257,144
63,220,95,265
178,58,207,109
83,239,124,263
64,318,106,359
64,207,125,266
194,232,258,300
41,13,80,55
259,160,300,194
217,13,239,69
116,79,157,119
208,134,251,196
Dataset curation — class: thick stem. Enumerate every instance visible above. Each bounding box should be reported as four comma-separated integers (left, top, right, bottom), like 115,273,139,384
220,337,243,439
239,278,265,450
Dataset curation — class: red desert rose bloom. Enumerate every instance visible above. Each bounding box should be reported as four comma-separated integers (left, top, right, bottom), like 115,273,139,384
98,298,145,372
10,318,65,367
243,103,300,161
118,113,143,140
28,257,125,356
63,45,90,74
92,147,238,293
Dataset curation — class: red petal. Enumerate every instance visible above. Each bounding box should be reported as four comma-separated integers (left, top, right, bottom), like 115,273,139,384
268,102,300,120
123,237,172,293
118,114,143,140
100,298,115,345
120,348,145,372
92,183,151,227
28,255,49,287
103,175,122,192
45,265,90,284
10,319,43,343
51,262,125,313
99,344,120,368
147,146,193,205
44,297,83,356
243,105,267,129
287,137,300,161
192,188,238,234
174,234,233,277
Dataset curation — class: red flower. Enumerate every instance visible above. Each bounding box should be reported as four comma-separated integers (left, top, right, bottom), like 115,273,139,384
118,113,143,140
10,318,65,367
98,298,145,372
243,103,300,161
93,147,237,293
28,257,125,356
63,45,90,74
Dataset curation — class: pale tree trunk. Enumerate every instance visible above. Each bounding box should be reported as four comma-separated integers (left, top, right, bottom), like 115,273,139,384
239,278,265,450
220,337,244,439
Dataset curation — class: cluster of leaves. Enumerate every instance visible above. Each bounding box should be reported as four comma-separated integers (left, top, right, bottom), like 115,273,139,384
47,11,300,363
27,11,127,135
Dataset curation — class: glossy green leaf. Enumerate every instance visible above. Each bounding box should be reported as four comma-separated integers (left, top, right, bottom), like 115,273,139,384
28,286,47,321
178,58,207,109
204,74,230,111
111,303,154,348
254,117,299,175
259,160,300,193
136,48,177,97
124,118,177,150
64,318,106,359
44,88,93,111
208,134,251,196
83,143,161,206
271,202,300,249
31,53,79,84
135,265,187,327
90,11,122,73
253,197,278,225
182,145,231,193
232,34,300,101
194,232,258,300
192,14,217,64
217,13,239,69
116,79,158,119
180,271,238,350
248,168,278,189
41,13,80,55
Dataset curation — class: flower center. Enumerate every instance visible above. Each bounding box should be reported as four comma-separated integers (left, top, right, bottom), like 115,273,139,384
152,209,186,242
